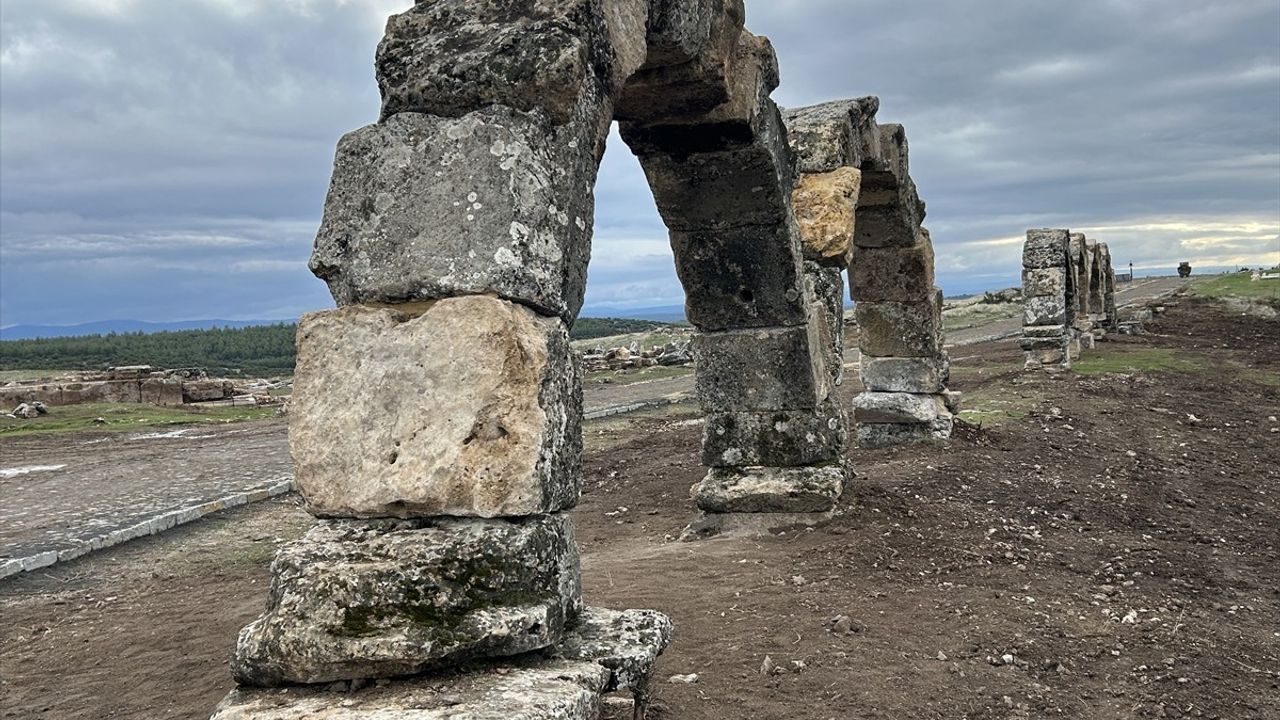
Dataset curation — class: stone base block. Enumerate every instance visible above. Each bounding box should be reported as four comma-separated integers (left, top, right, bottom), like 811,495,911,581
231,515,582,687
291,299,581,519
856,417,953,448
692,325,826,412
680,508,839,540
214,608,672,720
852,391,949,425
701,402,845,468
860,356,947,393
694,465,845,513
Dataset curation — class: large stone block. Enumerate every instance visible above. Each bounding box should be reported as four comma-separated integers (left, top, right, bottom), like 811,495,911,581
291,299,581,519
695,465,845,513
701,401,846,468
860,357,947,394
692,325,827,412
669,221,808,331
853,391,949,425
231,515,582,687
1023,229,1069,269
804,260,847,387
855,296,944,358
615,0,746,120
857,417,953,448
792,168,861,264
309,109,601,320
780,97,880,174
1022,267,1066,298
1023,295,1068,326
376,0,639,123
849,236,935,302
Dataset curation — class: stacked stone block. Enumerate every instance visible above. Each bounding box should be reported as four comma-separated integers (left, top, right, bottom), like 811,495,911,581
783,100,954,448
1020,229,1073,368
616,10,847,527
215,2,671,717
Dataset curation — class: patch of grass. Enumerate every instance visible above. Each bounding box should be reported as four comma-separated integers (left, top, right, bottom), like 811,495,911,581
1190,269,1280,302
586,365,694,386
1072,347,1206,375
0,402,278,437
955,388,1035,427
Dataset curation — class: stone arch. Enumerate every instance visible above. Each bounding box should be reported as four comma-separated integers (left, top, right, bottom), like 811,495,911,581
781,100,954,448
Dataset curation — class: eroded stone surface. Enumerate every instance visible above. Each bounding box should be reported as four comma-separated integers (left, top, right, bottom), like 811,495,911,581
852,392,950,425
701,401,846,467
692,326,827,412
695,465,845,513
1023,229,1069,269
1024,295,1068,326
855,297,944,358
552,607,674,694
780,97,880,174
804,261,847,388
849,236,935,302
860,357,948,394
231,515,582,687
856,418,952,449
291,299,581,519
309,109,603,320
1022,268,1066,298
792,167,861,264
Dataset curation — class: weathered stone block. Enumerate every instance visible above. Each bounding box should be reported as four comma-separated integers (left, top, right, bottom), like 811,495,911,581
291,299,581,519
853,391,949,425
856,418,953,448
695,465,844,513
1018,336,1071,352
141,378,183,406
1023,229,1069,269
669,221,808,331
1023,295,1068,326
792,167,861,264
1025,346,1069,367
854,296,943,358
376,0,633,123
182,379,233,403
1021,324,1068,339
692,325,826,412
309,109,601,320
780,97,880,174
702,401,846,468
849,237,935,302
1022,267,1066,298
860,357,947,394
804,260,846,387
231,515,582,686
615,0,746,120
550,607,674,695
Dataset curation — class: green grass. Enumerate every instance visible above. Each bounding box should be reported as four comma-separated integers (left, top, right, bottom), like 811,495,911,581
1072,347,1207,375
585,365,694,386
955,388,1035,426
1190,268,1280,302
0,402,279,437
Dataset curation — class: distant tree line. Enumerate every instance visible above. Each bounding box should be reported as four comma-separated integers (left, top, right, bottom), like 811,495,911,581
0,317,682,375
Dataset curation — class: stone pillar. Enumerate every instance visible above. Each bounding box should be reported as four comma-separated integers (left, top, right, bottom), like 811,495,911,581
783,101,954,448
214,2,670,716
1020,229,1073,369
618,20,846,534
1099,243,1119,330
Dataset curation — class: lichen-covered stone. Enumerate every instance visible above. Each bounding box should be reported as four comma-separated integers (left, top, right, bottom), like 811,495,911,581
853,392,950,425
1023,229,1069,269
701,401,846,468
231,515,582,687
214,660,609,720
376,0,637,123
792,168,861,265
855,296,944,358
1024,295,1068,326
692,325,827,412
856,417,953,448
309,109,603,320
860,357,947,394
291,299,581,519
1022,267,1066,298
849,235,935,302
695,465,845,513
551,607,674,695
780,97,881,174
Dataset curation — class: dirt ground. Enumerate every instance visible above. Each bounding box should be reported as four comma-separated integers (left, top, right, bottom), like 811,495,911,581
2,295,1277,719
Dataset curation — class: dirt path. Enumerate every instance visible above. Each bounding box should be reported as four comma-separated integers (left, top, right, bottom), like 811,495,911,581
2,296,1276,719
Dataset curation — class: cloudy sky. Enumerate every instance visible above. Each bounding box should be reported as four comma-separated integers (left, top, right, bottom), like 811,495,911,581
2,0,1277,326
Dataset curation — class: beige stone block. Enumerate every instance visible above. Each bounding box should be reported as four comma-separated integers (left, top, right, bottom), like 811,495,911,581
792,167,861,264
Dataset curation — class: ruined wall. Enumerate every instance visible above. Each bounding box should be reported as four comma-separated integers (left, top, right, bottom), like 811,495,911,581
782,100,954,449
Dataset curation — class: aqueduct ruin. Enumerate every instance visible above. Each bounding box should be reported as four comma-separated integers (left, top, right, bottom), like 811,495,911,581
1019,229,1118,369
214,1,946,716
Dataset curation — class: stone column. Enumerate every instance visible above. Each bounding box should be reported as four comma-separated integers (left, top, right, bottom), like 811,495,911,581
1020,229,1073,369
214,2,670,716
1099,243,1119,330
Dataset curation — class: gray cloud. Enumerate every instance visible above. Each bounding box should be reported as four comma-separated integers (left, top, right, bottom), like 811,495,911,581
1,0,1277,326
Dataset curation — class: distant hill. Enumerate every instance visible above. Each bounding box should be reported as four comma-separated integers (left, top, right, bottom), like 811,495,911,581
579,304,687,323
0,319,286,341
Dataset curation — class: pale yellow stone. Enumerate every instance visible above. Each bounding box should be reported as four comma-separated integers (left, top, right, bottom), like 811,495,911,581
791,167,862,263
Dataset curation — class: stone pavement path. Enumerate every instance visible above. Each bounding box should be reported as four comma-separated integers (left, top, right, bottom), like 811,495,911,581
0,421,291,573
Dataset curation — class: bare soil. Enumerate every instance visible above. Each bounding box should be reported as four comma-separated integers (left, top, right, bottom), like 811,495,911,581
2,296,1277,719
